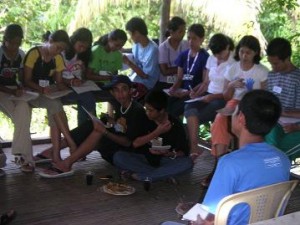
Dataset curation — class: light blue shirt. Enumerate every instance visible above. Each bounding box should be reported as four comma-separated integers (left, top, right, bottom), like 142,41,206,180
130,40,160,89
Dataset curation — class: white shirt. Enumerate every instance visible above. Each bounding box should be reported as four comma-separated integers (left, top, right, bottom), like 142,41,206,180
224,61,269,100
206,52,235,94
158,38,189,83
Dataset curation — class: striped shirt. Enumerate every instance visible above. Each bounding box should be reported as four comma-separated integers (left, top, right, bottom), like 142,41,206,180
267,68,300,110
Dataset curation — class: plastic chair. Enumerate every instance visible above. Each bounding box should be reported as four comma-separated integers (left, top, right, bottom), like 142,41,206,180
214,180,299,225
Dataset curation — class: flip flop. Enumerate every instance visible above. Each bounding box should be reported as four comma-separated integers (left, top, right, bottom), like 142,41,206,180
34,154,52,164
38,166,74,178
0,209,16,225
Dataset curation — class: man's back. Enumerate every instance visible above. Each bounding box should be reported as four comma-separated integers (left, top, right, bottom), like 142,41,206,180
203,142,290,225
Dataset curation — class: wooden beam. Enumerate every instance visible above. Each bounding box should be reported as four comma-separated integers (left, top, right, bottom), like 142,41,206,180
159,0,171,44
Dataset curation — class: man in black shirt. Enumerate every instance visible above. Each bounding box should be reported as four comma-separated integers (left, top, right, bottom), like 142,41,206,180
113,90,193,182
39,75,152,178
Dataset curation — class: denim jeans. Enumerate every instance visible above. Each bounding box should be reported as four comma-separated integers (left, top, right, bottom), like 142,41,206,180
113,151,193,182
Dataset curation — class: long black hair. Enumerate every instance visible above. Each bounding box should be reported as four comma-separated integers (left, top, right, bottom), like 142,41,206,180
165,16,186,38
208,33,234,55
234,35,261,64
65,28,93,67
94,29,127,47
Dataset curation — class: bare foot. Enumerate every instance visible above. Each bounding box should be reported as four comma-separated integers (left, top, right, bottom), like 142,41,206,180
51,161,71,173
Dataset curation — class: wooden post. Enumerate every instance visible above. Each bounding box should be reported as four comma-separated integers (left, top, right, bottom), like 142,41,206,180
159,0,171,44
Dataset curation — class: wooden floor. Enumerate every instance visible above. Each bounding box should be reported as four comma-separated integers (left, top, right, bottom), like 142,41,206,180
0,145,300,225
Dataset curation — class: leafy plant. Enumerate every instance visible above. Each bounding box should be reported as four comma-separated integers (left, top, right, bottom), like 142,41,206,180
259,0,300,66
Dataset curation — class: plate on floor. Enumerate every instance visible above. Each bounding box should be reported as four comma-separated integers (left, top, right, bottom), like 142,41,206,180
102,182,135,196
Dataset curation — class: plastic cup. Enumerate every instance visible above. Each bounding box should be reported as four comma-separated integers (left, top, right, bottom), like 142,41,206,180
86,171,94,185
143,177,152,191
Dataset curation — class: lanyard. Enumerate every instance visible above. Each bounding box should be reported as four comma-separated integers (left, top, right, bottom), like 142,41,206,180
187,50,199,75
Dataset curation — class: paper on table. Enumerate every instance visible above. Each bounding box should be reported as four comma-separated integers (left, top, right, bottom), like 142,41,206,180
163,88,188,96
81,106,105,126
71,80,101,94
121,53,134,71
99,71,112,76
44,89,73,99
42,85,73,99
182,203,213,221
9,91,39,101
185,96,204,103
279,116,300,125
290,162,300,179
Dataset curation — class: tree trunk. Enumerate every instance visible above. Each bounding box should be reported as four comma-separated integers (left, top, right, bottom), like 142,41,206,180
159,0,171,44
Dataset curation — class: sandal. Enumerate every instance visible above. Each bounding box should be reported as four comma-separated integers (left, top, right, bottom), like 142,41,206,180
13,154,24,166
13,155,35,173
20,163,35,173
34,154,52,164
0,209,16,225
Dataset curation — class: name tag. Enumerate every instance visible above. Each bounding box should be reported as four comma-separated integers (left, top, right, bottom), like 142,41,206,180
39,79,50,87
273,86,282,94
167,75,177,84
183,74,193,81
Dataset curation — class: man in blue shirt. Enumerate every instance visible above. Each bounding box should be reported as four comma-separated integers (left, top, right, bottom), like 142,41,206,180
163,90,290,225
197,90,291,225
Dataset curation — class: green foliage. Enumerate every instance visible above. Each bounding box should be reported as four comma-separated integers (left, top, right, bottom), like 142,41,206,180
87,1,161,46
199,122,211,141
259,0,300,66
0,112,13,140
0,0,76,49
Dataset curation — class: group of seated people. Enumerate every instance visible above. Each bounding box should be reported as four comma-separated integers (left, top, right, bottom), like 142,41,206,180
0,15,299,224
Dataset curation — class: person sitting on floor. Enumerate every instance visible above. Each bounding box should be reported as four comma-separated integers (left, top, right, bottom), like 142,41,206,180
38,75,153,178
264,37,300,162
163,89,291,225
113,90,193,182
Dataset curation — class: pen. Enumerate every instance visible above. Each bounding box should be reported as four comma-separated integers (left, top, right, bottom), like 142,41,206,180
188,85,193,91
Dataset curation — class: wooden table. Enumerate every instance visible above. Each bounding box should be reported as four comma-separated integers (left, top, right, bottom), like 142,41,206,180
250,211,300,224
